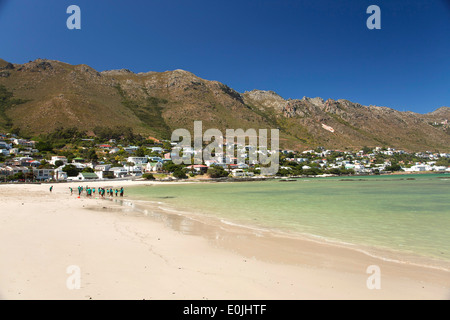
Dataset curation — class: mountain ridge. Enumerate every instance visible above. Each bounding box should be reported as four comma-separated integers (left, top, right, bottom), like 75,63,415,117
0,58,448,152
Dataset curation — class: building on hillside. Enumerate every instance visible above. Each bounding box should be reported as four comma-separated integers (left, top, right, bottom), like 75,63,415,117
33,168,55,181
110,167,128,178
26,160,42,168
5,166,29,176
124,164,144,176
150,147,164,153
127,156,148,165
109,147,120,154
123,146,139,153
12,157,34,166
12,139,35,148
94,164,112,172
0,141,11,149
72,157,85,163
50,156,68,165
145,162,163,173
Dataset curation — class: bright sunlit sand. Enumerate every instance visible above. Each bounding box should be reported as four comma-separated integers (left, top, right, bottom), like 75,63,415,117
0,180,449,300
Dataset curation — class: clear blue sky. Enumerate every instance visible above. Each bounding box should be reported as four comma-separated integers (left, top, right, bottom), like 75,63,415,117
0,0,449,113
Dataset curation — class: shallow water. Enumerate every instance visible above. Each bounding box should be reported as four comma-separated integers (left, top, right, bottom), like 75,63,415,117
125,173,450,269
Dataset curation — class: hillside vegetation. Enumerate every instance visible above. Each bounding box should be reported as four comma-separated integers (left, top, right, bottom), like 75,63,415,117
0,58,448,152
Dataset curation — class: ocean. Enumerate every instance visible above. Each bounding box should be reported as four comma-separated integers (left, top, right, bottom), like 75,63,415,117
125,173,450,270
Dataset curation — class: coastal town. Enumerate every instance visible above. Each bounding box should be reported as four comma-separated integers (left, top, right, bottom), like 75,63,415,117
1,130,449,183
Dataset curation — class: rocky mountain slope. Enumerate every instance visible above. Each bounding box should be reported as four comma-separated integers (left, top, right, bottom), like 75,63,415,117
0,58,448,152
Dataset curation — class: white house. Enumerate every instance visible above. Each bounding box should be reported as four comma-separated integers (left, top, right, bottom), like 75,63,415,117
110,167,128,178
145,162,163,172
150,147,164,153
127,156,148,165
50,156,68,165
231,169,254,177
67,162,87,170
403,164,432,172
353,164,368,173
94,164,112,172
124,164,144,176
54,170,68,181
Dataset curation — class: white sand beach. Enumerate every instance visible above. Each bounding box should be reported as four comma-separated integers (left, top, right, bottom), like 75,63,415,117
0,181,449,300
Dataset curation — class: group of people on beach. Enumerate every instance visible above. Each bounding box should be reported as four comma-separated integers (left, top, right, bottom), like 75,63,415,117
69,186,124,198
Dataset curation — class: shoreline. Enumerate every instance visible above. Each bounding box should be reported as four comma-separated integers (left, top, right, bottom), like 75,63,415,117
119,193,450,273
1,181,449,299
1,170,446,186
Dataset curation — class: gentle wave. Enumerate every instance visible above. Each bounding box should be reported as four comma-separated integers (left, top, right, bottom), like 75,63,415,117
115,196,450,273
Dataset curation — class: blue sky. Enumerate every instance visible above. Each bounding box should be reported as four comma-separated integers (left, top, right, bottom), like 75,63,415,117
0,0,449,113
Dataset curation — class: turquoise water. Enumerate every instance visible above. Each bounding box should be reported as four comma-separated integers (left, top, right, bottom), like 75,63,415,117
126,173,450,267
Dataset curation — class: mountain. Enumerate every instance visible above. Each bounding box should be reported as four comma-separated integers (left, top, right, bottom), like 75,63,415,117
0,58,448,152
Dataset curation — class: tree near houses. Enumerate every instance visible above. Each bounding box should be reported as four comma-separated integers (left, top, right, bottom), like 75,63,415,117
62,164,79,177
172,168,187,179
207,165,229,178
54,160,64,168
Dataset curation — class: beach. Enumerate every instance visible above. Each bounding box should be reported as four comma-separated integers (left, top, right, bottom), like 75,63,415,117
0,180,449,300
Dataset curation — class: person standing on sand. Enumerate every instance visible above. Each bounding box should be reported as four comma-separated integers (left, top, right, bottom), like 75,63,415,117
120,187,124,197
70,187,73,195
49,186,53,192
